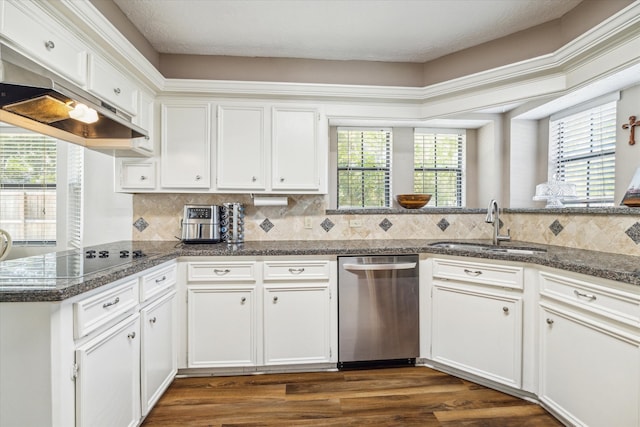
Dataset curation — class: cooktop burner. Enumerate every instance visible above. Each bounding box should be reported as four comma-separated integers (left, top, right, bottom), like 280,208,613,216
0,246,154,279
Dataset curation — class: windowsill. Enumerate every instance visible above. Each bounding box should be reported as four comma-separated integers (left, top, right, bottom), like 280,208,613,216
326,207,639,215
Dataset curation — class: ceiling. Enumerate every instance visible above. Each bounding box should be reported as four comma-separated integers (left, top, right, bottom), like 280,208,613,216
113,0,582,63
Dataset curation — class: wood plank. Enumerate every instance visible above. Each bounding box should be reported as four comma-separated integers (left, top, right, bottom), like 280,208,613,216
142,367,564,426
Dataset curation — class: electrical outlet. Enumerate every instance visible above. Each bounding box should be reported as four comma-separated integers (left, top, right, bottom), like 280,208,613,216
349,219,363,228
304,217,313,229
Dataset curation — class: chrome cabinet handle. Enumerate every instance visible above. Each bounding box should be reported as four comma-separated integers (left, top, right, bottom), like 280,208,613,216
149,317,157,324
241,297,247,304
251,176,257,182
127,331,136,339
280,177,285,182
546,318,554,325
288,268,305,275
113,87,121,95
502,306,509,314
155,275,167,283
464,269,482,276
273,296,278,303
44,40,55,50
574,290,597,301
195,175,202,181
140,175,147,181
103,297,120,308
214,268,230,275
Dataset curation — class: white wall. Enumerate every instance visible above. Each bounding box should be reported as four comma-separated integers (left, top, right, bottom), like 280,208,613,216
509,119,539,207
83,149,133,246
615,84,640,204
476,119,503,206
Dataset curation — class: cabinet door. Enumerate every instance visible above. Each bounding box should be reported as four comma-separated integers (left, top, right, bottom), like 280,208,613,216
187,286,256,367
141,291,177,416
271,108,319,191
540,304,640,427
132,90,155,153
216,105,266,190
88,54,138,115
75,314,141,427
263,286,331,365
1,0,88,85
431,285,523,388
161,103,211,188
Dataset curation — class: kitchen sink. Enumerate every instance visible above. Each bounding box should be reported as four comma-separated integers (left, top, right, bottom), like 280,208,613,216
429,242,547,255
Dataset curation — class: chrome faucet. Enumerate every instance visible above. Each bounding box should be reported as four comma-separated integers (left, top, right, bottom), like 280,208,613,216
485,199,511,245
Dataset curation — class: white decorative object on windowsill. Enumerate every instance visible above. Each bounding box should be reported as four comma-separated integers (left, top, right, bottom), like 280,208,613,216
533,176,577,208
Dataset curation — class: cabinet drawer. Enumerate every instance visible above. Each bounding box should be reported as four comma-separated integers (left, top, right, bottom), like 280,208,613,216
263,261,330,281
1,0,88,85
120,160,156,189
88,54,138,115
140,263,176,302
187,262,257,282
540,272,640,326
432,258,523,290
74,279,139,339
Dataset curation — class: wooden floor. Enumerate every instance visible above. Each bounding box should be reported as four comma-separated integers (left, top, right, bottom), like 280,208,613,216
142,367,563,427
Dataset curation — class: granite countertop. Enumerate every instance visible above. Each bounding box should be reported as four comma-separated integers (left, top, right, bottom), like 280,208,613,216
2,239,640,302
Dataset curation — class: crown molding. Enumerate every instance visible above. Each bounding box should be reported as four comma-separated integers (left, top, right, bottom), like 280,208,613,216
48,0,640,111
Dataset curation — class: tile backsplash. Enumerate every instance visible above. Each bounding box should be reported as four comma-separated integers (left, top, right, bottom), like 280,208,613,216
133,194,640,256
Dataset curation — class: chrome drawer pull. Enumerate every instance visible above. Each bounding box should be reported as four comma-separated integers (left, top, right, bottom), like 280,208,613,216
140,175,147,181
502,306,509,314
102,297,120,308
127,332,136,339
155,275,167,283
113,87,121,95
214,269,231,275
241,297,247,304
574,290,597,301
546,318,554,325
273,296,279,303
288,268,305,274
464,269,482,276
44,40,55,50
149,317,157,324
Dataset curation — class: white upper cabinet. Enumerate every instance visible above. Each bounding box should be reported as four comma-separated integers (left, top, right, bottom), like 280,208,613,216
132,90,155,153
0,0,88,86
271,107,320,191
216,103,326,193
216,105,267,191
160,102,211,189
88,54,138,116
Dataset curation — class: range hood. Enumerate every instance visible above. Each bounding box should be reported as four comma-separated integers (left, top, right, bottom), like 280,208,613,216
0,44,151,155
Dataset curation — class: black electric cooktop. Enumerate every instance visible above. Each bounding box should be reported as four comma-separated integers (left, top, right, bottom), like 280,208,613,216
0,246,153,279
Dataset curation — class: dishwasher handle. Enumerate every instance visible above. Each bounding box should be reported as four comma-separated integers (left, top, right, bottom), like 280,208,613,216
342,262,417,271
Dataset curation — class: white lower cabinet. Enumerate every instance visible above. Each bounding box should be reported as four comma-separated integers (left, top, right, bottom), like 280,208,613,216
538,271,640,427
75,314,141,427
187,286,257,367
429,258,524,389
141,290,177,416
184,258,336,370
263,285,331,365
431,284,523,388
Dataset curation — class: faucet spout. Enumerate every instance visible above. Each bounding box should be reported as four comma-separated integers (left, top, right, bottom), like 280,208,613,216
485,199,510,245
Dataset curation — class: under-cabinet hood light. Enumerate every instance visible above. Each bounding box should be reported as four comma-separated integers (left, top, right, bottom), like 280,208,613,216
68,103,99,124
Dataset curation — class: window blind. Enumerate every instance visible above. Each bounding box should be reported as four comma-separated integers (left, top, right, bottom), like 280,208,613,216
549,100,616,207
337,128,392,208
0,132,57,244
67,144,83,249
414,129,465,207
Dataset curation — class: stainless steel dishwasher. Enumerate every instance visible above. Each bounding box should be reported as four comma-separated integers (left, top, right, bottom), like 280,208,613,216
338,254,419,369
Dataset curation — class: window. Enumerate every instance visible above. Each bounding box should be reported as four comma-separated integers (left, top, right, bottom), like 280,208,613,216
337,128,392,208
414,129,465,207
0,131,57,245
549,100,616,207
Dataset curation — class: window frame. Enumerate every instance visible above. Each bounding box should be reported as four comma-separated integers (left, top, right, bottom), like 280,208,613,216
413,128,466,207
336,127,393,209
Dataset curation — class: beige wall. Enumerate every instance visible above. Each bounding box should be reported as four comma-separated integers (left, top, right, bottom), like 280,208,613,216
96,0,633,87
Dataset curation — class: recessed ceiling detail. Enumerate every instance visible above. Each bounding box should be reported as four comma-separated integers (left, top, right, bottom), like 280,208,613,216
113,0,581,63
